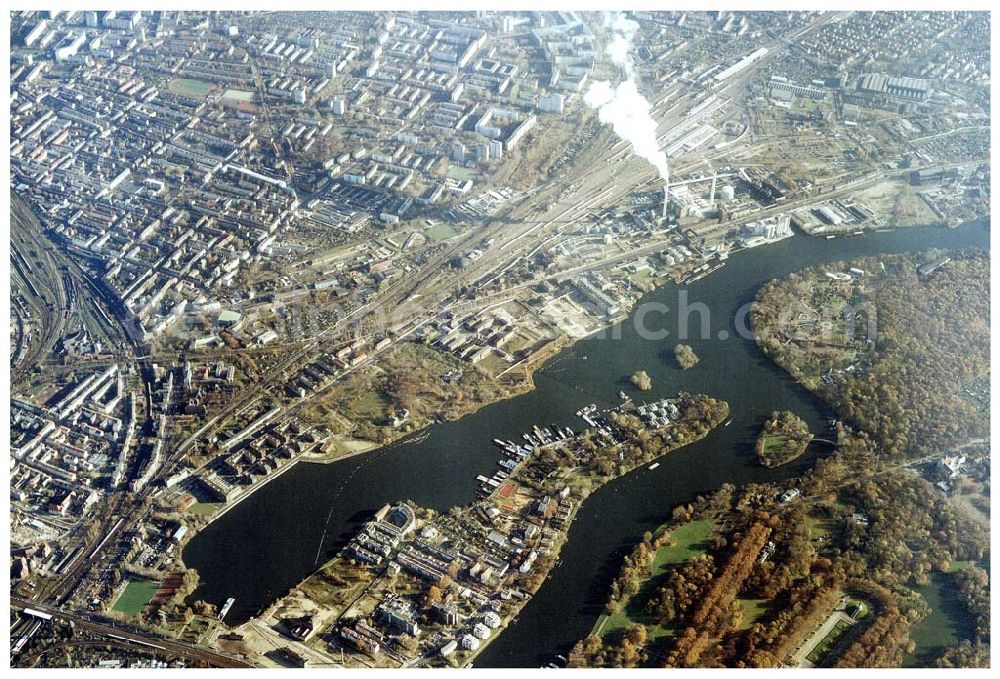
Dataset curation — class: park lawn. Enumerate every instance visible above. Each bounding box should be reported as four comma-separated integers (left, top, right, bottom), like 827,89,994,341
758,431,812,467
347,390,392,421
426,224,458,242
594,519,715,641
762,434,789,455
738,598,769,629
112,579,161,616
804,512,835,543
446,166,479,182
187,502,222,517
651,519,714,574
597,599,671,642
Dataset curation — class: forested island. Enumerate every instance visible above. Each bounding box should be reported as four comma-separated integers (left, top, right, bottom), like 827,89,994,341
751,250,989,459
569,249,990,668
673,344,700,370
630,370,652,391
755,411,813,467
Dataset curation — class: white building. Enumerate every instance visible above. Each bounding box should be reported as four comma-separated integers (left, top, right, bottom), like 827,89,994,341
538,92,565,114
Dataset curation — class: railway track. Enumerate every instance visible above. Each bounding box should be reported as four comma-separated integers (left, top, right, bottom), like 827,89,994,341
11,598,254,668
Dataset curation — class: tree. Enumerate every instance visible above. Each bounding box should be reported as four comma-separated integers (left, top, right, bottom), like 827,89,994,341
422,585,443,608
625,624,648,646
631,371,652,391
192,599,217,617
673,344,700,370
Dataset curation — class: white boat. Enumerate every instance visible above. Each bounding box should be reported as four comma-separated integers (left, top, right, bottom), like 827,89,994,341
648,463,660,470
219,597,235,621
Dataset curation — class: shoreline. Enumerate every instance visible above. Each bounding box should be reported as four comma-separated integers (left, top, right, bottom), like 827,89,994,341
176,218,988,648
234,395,729,668
459,402,730,669
180,218,987,536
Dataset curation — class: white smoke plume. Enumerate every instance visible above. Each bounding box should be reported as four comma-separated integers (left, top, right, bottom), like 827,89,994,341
584,12,670,189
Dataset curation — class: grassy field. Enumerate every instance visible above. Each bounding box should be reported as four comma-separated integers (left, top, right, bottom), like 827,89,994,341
738,598,769,629
303,342,514,445
762,434,788,455
426,223,458,242
112,579,161,616
757,430,812,467
187,502,222,517
169,78,213,98
593,519,715,641
446,166,479,182
348,390,392,421
222,89,255,102
651,519,714,575
804,512,836,546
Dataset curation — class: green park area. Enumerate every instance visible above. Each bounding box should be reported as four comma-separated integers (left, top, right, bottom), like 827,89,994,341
755,411,813,467
168,78,214,98
593,518,714,641
111,578,161,616
446,166,479,182
737,598,769,629
426,223,459,242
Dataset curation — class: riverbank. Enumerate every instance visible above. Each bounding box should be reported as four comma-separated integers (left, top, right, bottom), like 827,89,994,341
228,393,728,668
184,220,988,661
457,397,730,668
174,346,538,541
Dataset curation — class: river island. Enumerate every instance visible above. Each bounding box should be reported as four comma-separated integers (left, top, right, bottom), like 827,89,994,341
214,392,728,667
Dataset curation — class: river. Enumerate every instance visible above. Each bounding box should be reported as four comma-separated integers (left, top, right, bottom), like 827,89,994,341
183,221,988,666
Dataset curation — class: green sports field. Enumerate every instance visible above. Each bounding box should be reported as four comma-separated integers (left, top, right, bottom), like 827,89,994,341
168,78,213,98
112,579,161,616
